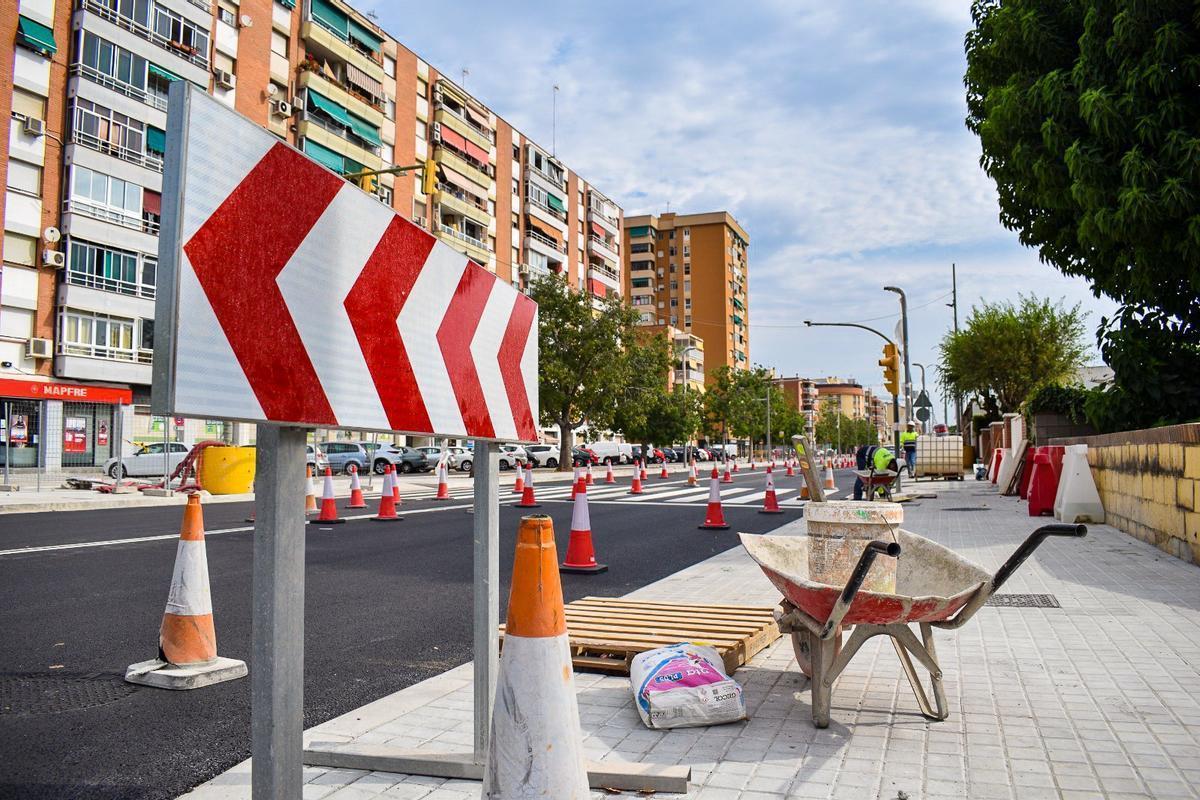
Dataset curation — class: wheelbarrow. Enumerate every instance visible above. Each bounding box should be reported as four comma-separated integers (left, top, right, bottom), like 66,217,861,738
740,523,1086,727
852,468,898,501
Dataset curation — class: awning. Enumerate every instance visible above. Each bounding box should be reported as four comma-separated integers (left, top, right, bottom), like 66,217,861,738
307,89,353,127
463,140,489,165
303,139,346,172
311,0,348,37
143,189,162,215
347,17,383,52
588,279,607,299
527,220,561,245
148,63,183,82
17,16,56,56
345,62,382,101
145,126,166,154
546,193,566,213
463,106,488,130
440,165,486,199
590,221,605,237
438,126,467,152
348,113,381,147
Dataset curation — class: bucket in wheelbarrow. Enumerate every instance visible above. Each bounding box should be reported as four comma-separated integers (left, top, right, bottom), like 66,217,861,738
805,500,901,594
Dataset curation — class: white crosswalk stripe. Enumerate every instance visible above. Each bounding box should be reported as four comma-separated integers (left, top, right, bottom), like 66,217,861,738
395,476,838,505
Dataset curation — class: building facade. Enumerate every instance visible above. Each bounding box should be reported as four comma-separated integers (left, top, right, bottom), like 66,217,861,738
1,0,622,470
621,211,748,386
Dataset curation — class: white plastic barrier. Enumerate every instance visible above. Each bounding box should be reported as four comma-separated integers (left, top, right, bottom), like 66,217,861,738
1055,444,1104,523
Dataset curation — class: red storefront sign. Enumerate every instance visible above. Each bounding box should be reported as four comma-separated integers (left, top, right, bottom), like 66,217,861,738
0,378,133,405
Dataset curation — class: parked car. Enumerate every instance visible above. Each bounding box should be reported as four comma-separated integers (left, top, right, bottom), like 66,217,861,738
500,444,528,463
584,441,632,465
524,444,559,469
306,444,330,474
451,448,519,472
693,447,712,461
572,447,598,467
661,447,679,463
321,441,369,474
632,445,665,464
364,442,430,474
416,445,472,470
105,441,191,479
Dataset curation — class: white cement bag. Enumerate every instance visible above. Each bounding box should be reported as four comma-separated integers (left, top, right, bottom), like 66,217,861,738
630,643,746,729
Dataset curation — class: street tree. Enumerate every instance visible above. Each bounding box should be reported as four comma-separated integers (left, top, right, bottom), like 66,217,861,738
701,367,803,453
965,0,1200,427
611,331,673,456
937,295,1088,413
814,402,878,451
531,276,640,470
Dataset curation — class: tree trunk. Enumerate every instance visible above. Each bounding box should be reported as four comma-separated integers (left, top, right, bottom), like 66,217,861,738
557,420,575,471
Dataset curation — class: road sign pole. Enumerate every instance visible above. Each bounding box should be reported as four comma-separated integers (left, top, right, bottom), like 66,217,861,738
472,439,499,763
251,424,307,800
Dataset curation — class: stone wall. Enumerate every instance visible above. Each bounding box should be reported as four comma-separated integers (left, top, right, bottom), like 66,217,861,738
1053,423,1200,564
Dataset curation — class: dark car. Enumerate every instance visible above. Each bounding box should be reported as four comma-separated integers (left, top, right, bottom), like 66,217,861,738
661,447,679,463
571,447,597,466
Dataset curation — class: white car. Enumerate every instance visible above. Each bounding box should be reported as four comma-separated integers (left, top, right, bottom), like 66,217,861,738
105,441,191,478
417,446,472,471
500,444,528,463
584,441,632,465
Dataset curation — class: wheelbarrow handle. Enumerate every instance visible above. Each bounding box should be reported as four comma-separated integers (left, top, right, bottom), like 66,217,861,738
990,523,1087,594
819,540,902,640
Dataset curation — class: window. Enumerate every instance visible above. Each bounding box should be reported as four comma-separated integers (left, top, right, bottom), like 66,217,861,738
683,227,690,237
379,185,392,206
669,280,678,290
3,232,37,266
152,6,209,54
385,97,395,120
669,247,676,256
670,298,678,307
140,318,154,350
270,29,288,58
217,5,236,26
12,88,45,121
417,77,428,98
415,119,426,140
684,315,692,326
684,264,691,275
683,246,690,257
79,31,148,92
384,55,395,78
70,165,143,225
668,231,675,240
685,299,692,309
7,160,41,195
67,239,148,296
61,310,137,361
72,98,150,165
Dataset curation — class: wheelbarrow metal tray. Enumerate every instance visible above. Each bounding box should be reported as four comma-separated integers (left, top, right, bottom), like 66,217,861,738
740,530,991,627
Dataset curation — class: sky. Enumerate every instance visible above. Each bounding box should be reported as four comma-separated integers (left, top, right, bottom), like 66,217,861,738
361,0,1117,423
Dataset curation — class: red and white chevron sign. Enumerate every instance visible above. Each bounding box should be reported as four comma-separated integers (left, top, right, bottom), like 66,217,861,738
154,86,538,442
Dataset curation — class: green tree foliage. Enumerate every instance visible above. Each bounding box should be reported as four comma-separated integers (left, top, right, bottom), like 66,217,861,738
701,367,804,449
965,0,1200,427
937,295,1088,412
610,331,675,452
531,276,641,469
813,401,880,451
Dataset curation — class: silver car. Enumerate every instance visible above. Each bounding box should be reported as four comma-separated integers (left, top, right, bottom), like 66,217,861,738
417,446,471,471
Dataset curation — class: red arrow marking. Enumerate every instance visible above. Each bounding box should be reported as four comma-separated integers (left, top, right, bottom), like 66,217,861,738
499,293,537,441
345,217,436,432
437,264,495,438
184,144,342,424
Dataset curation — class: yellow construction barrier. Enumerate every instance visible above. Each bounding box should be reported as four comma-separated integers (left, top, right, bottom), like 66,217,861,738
197,446,255,494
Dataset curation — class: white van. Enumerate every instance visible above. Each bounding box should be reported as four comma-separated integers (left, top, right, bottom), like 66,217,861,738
585,441,633,464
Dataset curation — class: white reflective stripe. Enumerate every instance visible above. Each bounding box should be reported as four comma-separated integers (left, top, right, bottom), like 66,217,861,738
484,634,588,798
471,284,518,440
520,309,539,428
277,186,392,429
708,478,721,503
323,472,336,497
570,490,590,531
401,247,468,436
164,539,213,616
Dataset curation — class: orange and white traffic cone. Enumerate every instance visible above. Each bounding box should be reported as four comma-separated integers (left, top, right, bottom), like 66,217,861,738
347,465,366,509
699,468,730,530
760,466,783,514
371,466,401,522
659,462,669,479
586,462,595,486
688,459,698,486
560,477,607,574
305,465,317,514
732,460,740,474
514,463,540,508
749,459,756,471
570,466,581,500
604,461,615,484
723,462,733,483
800,472,811,500
484,515,589,797
639,459,648,481
434,460,452,500
824,460,836,490
629,462,644,495
313,468,345,524
126,495,247,689
786,459,795,477
392,466,402,506
512,461,525,495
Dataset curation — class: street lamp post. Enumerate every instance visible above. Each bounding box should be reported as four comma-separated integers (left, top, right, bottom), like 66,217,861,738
883,286,913,426
803,320,902,490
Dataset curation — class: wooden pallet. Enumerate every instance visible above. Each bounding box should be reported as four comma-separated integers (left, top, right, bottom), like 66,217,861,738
499,596,780,676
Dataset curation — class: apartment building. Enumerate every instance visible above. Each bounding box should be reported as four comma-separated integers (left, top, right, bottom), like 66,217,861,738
863,388,888,443
813,377,866,419
1,0,622,470
638,324,704,394
621,211,748,387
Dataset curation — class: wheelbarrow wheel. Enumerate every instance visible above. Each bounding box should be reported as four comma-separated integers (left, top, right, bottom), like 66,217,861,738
791,626,842,679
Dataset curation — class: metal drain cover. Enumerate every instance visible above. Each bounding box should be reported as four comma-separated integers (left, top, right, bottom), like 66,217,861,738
0,673,138,716
944,506,990,512
987,594,1060,608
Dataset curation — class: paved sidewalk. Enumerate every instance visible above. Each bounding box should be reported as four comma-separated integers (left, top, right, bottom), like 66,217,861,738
183,479,1200,799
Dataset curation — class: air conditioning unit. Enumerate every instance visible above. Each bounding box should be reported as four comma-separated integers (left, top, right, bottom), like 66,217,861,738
518,263,529,275
22,116,45,137
42,249,65,268
213,69,236,90
431,122,442,142
270,99,293,118
26,338,52,359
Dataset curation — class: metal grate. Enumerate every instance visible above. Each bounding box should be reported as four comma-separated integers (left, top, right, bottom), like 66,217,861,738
943,506,990,512
0,673,138,716
987,594,1060,608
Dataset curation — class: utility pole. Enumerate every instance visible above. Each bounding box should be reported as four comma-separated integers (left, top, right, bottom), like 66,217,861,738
949,263,962,433
884,286,913,428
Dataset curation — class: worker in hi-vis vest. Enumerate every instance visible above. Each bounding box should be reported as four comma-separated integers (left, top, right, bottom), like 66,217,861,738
900,422,919,477
853,444,899,500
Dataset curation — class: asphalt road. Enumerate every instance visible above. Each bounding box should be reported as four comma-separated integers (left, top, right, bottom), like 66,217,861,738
0,467,857,799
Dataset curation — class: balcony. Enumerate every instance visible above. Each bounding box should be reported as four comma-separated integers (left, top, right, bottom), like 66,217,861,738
301,20,385,85
525,197,566,234
62,198,144,233
525,230,564,263
587,206,618,236
438,224,491,263
71,63,165,112
298,69,383,125
519,260,552,281
436,187,490,227
589,234,618,263
587,263,620,292
434,107,491,152
56,343,153,385
62,269,156,303
434,145,491,189
77,0,210,70
70,128,163,173
297,119,382,170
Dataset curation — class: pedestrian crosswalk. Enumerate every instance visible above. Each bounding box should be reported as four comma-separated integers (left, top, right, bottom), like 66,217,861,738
397,477,842,506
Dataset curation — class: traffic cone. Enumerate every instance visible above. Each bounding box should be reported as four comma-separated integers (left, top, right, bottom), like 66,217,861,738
434,460,452,500
305,465,317,514
371,466,401,522
570,466,581,500
723,462,733,483
786,459,795,477
659,462,669,479
515,463,540,508
347,465,366,509
760,466,783,514
732,460,740,474
604,461,615,484
561,477,607,574
749,460,756,471
313,468,345,524
639,459,648,481
629,462,644,495
824,461,836,490
586,462,595,486
800,472,811,500
392,467,402,505
512,462,525,495
699,468,730,530
484,515,589,797
688,459,698,486
126,495,247,689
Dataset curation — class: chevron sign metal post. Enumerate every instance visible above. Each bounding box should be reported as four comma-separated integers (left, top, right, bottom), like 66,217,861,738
152,85,538,443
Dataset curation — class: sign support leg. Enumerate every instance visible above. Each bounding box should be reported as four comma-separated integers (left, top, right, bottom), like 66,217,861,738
472,440,499,764
252,424,307,799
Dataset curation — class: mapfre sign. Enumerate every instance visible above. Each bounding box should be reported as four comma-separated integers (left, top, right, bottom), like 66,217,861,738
153,86,538,442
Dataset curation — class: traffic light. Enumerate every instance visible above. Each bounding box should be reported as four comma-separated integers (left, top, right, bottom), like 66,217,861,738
356,172,378,195
421,158,439,195
879,343,901,396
